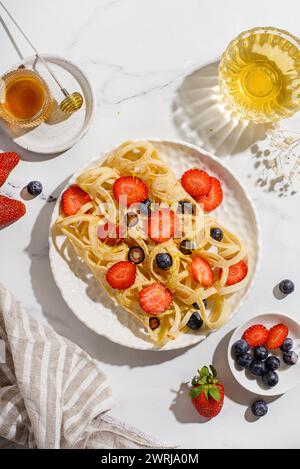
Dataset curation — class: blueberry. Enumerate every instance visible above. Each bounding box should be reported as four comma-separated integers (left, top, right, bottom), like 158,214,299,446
180,240,195,255
251,399,268,417
283,351,298,365
250,360,266,377
27,181,43,196
177,200,195,215
156,253,173,270
128,246,145,265
280,337,293,352
232,339,249,356
192,299,207,309
187,312,203,330
279,279,295,295
254,346,269,361
262,370,279,387
265,355,280,371
210,227,224,242
142,199,152,215
125,212,139,227
149,317,160,331
237,353,253,368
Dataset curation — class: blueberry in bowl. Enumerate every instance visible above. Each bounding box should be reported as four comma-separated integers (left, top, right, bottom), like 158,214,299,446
262,370,279,387
250,360,266,377
254,345,269,361
265,355,280,371
280,337,293,352
237,353,252,369
232,339,249,357
283,351,298,366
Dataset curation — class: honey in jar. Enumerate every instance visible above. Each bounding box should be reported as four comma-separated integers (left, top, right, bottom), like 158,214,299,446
219,27,300,123
0,68,53,128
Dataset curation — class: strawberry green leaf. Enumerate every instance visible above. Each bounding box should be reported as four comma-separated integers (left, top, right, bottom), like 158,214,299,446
204,388,209,400
210,365,217,378
200,366,209,378
190,386,203,398
198,377,207,385
208,386,221,401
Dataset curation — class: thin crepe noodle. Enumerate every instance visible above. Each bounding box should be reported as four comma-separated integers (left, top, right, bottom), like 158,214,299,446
53,141,249,346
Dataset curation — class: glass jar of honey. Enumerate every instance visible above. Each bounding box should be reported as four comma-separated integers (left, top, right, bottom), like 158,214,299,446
219,27,300,123
0,68,53,128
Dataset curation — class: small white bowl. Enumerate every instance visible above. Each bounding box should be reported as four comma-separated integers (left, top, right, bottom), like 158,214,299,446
228,312,300,396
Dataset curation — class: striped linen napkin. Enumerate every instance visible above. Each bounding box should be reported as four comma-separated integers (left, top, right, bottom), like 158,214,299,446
0,282,172,449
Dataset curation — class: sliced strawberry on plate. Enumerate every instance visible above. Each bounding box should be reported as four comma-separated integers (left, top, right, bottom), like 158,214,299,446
243,324,268,347
148,208,179,243
97,222,124,246
190,256,214,287
266,324,288,350
139,283,173,315
0,168,9,187
196,177,223,212
106,261,136,290
0,152,20,187
113,176,148,207
0,152,20,171
0,195,26,226
222,260,248,286
61,185,92,216
181,169,212,198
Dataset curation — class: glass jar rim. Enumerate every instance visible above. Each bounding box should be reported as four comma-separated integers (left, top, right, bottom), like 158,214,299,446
225,26,300,53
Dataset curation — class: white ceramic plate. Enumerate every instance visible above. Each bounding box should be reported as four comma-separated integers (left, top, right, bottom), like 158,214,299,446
49,140,261,350
228,312,300,396
0,55,95,154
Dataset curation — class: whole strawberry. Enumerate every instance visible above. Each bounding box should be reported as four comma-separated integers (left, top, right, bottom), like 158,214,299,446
190,365,224,419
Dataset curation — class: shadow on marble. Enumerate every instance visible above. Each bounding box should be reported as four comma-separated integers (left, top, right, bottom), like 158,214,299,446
26,182,191,366
0,126,65,162
172,61,273,157
213,330,281,419
272,284,288,300
170,382,209,424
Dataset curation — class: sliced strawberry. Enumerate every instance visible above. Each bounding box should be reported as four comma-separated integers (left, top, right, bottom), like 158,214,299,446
243,324,268,347
148,208,179,243
0,168,9,187
266,324,288,350
113,176,148,207
61,185,91,216
0,152,20,171
0,195,26,226
181,169,212,198
196,177,223,212
106,261,136,290
190,256,214,287
139,283,173,315
221,260,248,286
0,152,20,187
97,222,125,246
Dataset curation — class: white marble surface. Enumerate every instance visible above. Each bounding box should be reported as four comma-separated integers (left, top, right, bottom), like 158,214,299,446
0,0,300,449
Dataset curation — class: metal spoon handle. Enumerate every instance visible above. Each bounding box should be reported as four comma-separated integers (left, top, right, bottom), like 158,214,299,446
0,0,67,93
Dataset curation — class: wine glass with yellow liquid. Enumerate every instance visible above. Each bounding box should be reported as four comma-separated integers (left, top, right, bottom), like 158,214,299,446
219,27,300,123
